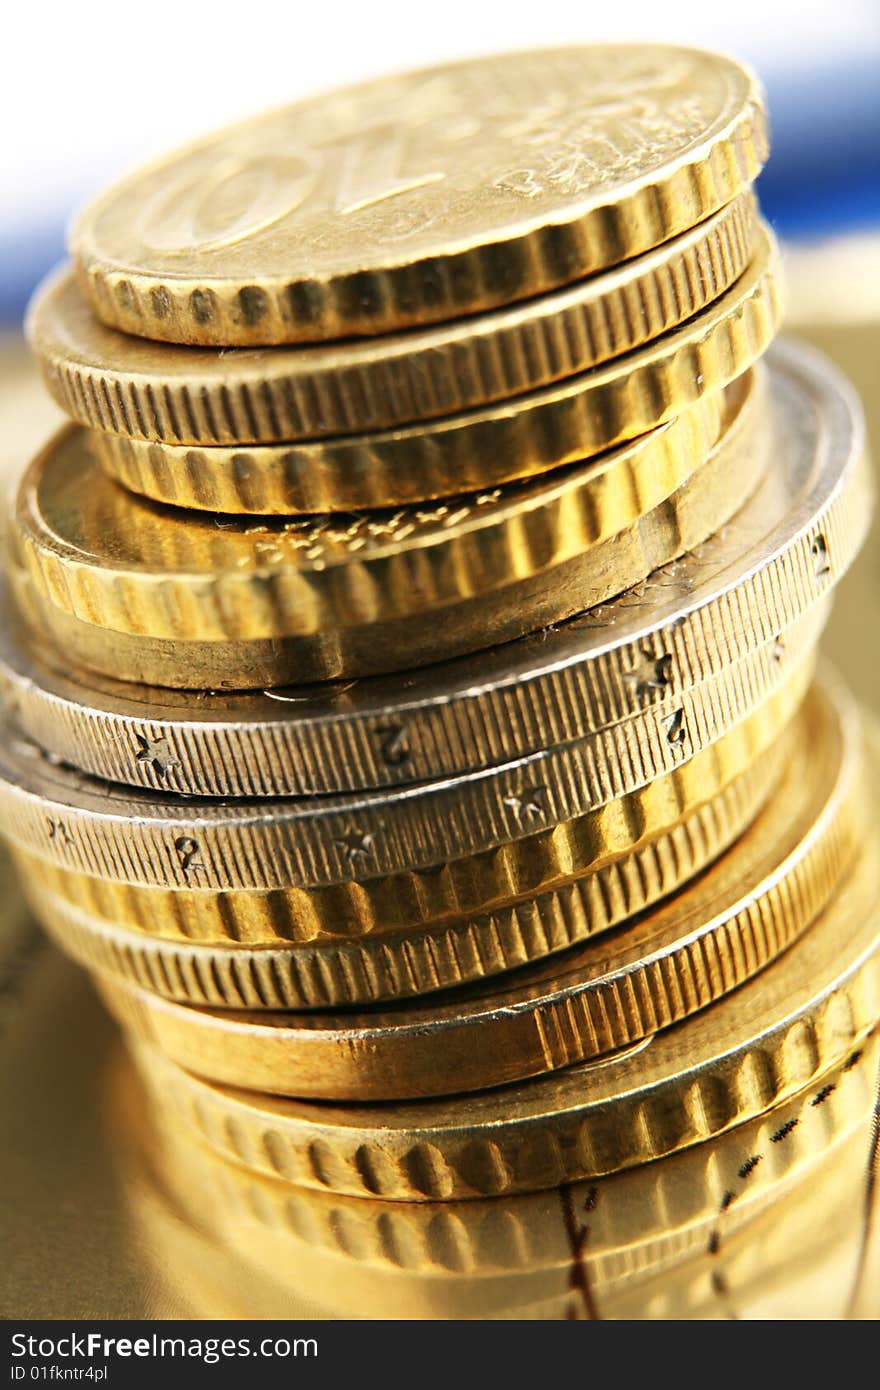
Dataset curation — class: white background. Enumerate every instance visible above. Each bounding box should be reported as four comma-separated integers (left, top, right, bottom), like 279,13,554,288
2,0,878,238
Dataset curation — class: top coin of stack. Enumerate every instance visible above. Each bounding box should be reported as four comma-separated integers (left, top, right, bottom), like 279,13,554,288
12,44,779,693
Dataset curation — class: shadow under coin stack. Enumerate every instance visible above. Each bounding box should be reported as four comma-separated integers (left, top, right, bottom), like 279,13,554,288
1,46,878,1316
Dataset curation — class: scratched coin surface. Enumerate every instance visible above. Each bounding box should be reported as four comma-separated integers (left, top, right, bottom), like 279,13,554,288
0,340,863,795
7,372,762,691
27,670,846,1012
87,193,757,511
121,784,880,1197
70,46,767,346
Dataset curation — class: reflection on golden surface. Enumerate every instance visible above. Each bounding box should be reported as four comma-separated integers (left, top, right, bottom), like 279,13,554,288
104,1025,880,1319
0,902,188,1317
1,833,879,1320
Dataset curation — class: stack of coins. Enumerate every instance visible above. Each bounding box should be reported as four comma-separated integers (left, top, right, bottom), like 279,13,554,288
0,46,877,1225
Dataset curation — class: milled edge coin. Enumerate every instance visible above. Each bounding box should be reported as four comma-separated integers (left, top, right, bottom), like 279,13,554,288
122,735,880,1197
133,1032,878,1280
25,668,835,1009
0,643,813,892
89,674,863,1099
69,47,767,346
0,339,866,792
31,225,777,462
75,194,758,479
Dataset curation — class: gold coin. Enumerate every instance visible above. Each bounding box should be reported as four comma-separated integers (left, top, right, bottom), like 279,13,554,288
74,194,758,515
123,800,880,1198
90,674,861,1100
519,1101,876,1319
69,47,767,347
32,225,778,489
16,666,804,1013
621,1115,877,1322
45,191,758,443
130,1068,868,1319
131,1032,879,1319
9,372,761,691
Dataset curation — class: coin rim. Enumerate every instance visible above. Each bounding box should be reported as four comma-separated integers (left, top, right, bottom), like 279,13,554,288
69,46,767,347
122,802,880,1197
78,194,758,477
